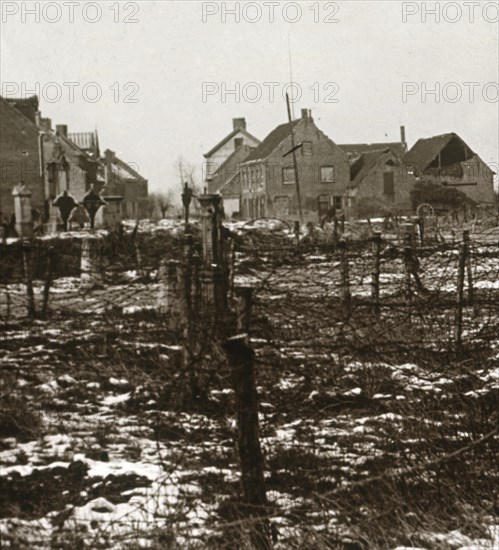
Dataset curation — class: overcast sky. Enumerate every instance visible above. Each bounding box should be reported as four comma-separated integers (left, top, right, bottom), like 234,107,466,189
1,0,498,194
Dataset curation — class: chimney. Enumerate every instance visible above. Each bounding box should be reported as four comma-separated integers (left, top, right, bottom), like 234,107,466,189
301,108,308,120
233,117,246,130
56,124,68,138
400,125,407,150
39,117,52,133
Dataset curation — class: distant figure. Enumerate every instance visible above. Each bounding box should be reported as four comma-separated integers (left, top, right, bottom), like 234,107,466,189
53,190,78,231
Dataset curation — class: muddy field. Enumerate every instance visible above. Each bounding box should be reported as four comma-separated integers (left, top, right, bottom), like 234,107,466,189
1,221,498,549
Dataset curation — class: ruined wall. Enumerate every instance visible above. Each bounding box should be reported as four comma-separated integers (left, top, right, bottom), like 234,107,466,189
421,156,495,205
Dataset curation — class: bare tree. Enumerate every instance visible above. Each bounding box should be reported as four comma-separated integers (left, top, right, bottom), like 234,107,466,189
156,191,174,218
173,155,201,195
146,193,159,219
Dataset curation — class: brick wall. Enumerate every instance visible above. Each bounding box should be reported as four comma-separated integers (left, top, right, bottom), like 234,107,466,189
0,100,44,220
241,117,350,221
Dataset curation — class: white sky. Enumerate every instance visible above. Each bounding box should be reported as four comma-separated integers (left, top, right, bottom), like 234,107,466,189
1,0,498,194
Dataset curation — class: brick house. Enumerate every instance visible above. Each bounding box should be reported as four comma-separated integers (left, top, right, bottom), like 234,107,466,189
42,122,100,204
0,96,43,220
342,147,416,219
239,109,350,221
404,133,496,205
210,144,256,217
204,118,260,189
100,149,148,219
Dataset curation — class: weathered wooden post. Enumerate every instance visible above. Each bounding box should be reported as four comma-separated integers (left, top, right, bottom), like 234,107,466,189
158,259,180,314
41,245,56,319
223,287,272,550
371,231,382,316
463,230,474,306
402,224,417,303
338,238,351,319
22,240,36,319
455,237,467,352
417,216,425,246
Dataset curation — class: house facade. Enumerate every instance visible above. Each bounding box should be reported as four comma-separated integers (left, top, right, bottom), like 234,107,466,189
343,147,416,219
0,96,43,220
42,122,100,205
404,133,496,205
239,109,350,221
204,118,260,189
101,149,148,219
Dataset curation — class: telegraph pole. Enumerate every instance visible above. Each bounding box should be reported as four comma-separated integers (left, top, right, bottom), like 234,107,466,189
286,92,303,222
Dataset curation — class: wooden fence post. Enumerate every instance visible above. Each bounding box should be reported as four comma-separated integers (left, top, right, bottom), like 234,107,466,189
41,245,56,319
402,224,416,303
417,216,425,246
463,230,474,306
455,237,467,352
371,231,381,316
338,239,351,319
223,287,272,550
22,241,36,319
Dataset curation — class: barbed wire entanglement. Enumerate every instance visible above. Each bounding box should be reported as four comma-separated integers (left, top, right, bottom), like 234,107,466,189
1,216,498,549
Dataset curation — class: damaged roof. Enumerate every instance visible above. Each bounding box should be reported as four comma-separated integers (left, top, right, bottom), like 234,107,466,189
349,148,398,188
404,133,471,172
339,142,406,164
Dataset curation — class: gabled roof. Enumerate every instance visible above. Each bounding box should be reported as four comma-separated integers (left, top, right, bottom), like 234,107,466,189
0,96,40,130
244,119,301,162
349,148,399,188
404,133,470,172
203,127,260,158
211,144,254,178
339,142,406,164
2,95,39,123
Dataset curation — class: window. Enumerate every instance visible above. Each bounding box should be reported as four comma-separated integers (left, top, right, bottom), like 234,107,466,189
321,165,335,183
234,138,244,148
302,141,313,156
383,172,395,197
333,196,342,209
282,167,296,185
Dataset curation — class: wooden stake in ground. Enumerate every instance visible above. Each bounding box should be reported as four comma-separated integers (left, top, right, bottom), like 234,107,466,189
41,246,56,319
371,231,382,317
223,287,272,550
22,240,36,319
455,236,467,352
338,239,351,319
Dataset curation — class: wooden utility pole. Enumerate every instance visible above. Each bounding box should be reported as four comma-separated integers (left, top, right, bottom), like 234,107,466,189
286,93,303,222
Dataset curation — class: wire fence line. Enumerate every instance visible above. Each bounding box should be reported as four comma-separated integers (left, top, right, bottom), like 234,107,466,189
1,219,498,549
